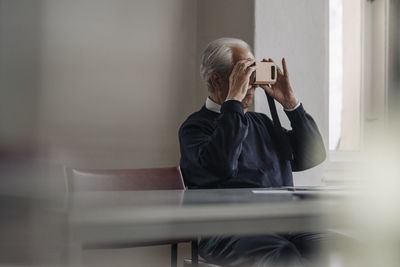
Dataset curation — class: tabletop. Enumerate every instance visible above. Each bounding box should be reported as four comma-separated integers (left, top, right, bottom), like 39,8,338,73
68,187,355,244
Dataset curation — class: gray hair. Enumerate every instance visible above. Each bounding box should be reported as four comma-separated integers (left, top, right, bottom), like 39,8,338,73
200,38,251,92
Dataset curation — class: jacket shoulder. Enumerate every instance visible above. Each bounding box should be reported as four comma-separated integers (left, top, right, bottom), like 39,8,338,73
179,107,215,134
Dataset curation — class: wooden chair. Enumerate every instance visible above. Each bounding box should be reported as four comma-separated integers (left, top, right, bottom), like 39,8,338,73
64,166,198,267
64,166,185,192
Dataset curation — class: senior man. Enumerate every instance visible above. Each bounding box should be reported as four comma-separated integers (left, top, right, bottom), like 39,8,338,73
179,38,326,266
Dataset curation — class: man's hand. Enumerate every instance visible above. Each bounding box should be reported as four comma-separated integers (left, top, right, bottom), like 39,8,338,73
260,58,298,109
226,59,256,102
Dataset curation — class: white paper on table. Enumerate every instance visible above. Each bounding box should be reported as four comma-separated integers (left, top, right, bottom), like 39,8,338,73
251,190,293,194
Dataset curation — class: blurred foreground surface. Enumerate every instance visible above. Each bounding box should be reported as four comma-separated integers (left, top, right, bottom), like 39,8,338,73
1,153,400,267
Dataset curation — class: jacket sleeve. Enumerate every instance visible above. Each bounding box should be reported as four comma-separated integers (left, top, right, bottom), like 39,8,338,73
284,104,326,171
179,100,249,180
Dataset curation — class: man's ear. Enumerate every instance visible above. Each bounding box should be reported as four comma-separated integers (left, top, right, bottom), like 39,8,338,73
210,72,222,91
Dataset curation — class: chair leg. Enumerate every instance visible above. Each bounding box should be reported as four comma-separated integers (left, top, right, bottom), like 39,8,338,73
171,243,178,267
191,239,198,266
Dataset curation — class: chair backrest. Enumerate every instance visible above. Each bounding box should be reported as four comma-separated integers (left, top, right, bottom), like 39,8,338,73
64,166,185,192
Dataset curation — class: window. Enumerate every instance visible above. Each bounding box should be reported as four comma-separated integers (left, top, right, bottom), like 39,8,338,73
329,0,362,151
326,0,390,183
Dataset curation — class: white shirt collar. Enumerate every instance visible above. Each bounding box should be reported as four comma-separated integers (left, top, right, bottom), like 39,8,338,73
205,97,221,113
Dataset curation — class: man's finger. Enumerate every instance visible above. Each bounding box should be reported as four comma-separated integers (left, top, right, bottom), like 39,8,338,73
245,66,256,75
234,59,255,73
277,66,283,76
237,61,248,72
238,60,255,76
260,84,274,96
243,59,255,70
232,59,248,73
282,58,289,77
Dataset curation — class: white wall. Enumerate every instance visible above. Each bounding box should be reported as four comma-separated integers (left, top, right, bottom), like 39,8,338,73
0,0,330,183
0,1,197,266
0,0,197,170
340,0,361,150
254,0,329,185
363,0,389,149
